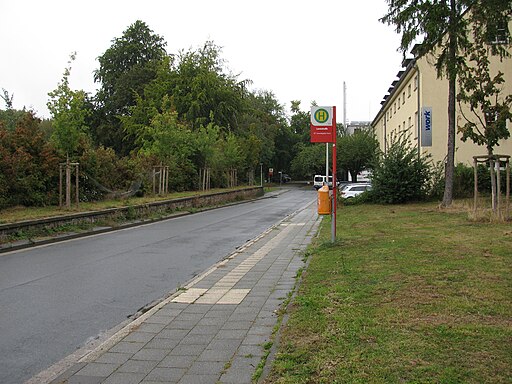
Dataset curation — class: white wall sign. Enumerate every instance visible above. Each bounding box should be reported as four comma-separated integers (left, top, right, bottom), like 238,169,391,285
421,107,432,147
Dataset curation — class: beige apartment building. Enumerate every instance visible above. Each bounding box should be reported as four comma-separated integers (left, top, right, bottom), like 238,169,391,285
371,20,512,166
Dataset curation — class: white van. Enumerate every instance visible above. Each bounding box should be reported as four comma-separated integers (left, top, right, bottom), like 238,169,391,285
313,175,333,190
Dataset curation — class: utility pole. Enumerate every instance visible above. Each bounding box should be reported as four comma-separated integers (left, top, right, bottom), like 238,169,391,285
343,81,347,128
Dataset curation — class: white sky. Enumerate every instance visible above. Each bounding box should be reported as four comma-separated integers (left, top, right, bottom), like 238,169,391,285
0,0,404,123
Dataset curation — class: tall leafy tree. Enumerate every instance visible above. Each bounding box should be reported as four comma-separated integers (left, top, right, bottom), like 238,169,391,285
47,53,91,160
93,20,168,154
457,5,512,211
290,143,326,179
380,0,511,207
171,41,249,130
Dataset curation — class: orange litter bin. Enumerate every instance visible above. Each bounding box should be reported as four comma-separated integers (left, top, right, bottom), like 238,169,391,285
317,184,331,215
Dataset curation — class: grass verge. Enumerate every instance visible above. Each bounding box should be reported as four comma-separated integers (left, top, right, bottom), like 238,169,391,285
264,202,511,383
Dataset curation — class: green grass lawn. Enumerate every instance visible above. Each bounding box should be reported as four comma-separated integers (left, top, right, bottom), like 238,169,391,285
265,202,511,383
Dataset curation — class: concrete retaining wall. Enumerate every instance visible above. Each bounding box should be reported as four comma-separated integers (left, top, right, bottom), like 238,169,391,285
0,187,264,239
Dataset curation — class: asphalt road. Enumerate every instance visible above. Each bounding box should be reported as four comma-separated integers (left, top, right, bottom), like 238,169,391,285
0,186,316,384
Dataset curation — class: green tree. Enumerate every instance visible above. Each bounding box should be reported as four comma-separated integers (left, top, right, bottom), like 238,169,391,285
171,41,249,130
380,0,511,207
47,53,91,159
93,20,168,154
134,97,196,191
237,90,285,174
0,89,27,131
291,143,325,180
337,128,379,182
457,5,512,211
289,100,310,143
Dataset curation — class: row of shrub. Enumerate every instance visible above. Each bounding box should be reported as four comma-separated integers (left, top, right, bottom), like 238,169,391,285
0,112,219,210
342,135,509,205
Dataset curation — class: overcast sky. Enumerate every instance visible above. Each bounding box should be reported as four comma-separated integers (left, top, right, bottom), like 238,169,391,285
1,0,404,123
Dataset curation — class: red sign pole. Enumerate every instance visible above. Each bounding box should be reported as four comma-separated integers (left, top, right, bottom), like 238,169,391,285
332,106,337,242
310,105,337,243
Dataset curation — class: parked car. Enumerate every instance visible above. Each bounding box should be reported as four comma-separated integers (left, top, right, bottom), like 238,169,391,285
313,175,333,190
339,183,372,198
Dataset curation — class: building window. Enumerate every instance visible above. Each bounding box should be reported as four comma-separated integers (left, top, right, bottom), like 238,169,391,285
408,84,411,98
398,97,401,109
487,19,510,44
414,75,418,90
403,121,406,132
402,92,405,104
394,103,396,114
408,116,412,130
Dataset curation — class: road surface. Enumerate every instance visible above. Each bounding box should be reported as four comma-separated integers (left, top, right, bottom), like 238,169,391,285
0,187,315,384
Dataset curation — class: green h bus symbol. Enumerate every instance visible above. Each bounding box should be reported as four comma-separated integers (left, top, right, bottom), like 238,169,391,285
315,109,329,123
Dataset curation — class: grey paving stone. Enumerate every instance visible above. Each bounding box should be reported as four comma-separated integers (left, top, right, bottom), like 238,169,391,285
144,367,187,382
187,360,225,374
168,344,206,356
175,310,205,319
243,334,270,346
206,338,241,352
215,329,248,339
145,315,176,324
237,344,265,358
220,355,261,383
102,372,146,384
165,320,197,329
221,320,253,330
197,348,235,362
179,333,215,345
117,359,158,374
95,352,132,365
156,307,184,317
157,329,189,339
75,362,119,377
228,312,257,321
247,325,273,336
49,362,86,383
254,316,278,326
64,376,105,384
188,325,222,335
178,373,221,384
219,367,253,383
137,322,167,333
203,310,232,319
181,304,213,313
132,348,169,361
141,381,174,384
196,316,225,326
123,331,156,343
144,337,180,350
109,341,145,354
158,354,196,368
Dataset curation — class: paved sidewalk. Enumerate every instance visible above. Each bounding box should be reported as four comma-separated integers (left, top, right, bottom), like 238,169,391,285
47,201,320,384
